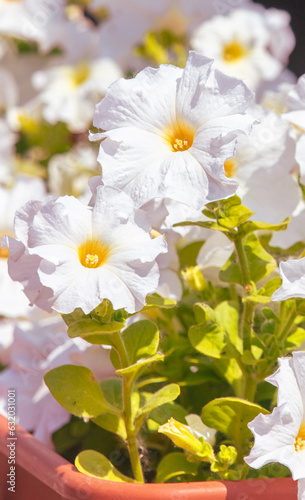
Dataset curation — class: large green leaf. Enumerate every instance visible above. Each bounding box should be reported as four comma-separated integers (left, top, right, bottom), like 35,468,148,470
75,450,135,482
201,397,269,445
44,365,118,418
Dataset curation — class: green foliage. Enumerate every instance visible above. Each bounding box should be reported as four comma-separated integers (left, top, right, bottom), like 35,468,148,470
220,234,276,285
75,450,136,482
202,398,269,449
137,384,180,419
44,365,119,419
155,452,198,483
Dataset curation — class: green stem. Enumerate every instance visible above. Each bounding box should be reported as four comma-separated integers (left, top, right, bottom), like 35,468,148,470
241,301,255,352
234,235,251,287
243,374,257,402
234,234,255,353
123,377,144,483
112,331,144,483
277,307,297,344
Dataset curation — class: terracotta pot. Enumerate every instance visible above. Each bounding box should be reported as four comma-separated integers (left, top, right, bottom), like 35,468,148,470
0,414,297,500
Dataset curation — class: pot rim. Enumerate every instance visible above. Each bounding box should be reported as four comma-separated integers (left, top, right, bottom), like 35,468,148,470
0,414,297,500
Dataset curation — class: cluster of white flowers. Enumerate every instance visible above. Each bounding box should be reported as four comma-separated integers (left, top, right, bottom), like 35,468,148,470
1,3,305,487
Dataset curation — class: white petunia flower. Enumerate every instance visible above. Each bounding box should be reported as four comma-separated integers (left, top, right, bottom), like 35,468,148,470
91,51,254,210
272,255,305,303
245,351,305,483
223,105,300,230
33,57,122,133
5,185,167,315
190,9,285,91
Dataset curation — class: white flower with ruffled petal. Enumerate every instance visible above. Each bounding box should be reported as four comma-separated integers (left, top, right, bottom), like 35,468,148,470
91,51,254,210
245,352,305,499
5,185,167,315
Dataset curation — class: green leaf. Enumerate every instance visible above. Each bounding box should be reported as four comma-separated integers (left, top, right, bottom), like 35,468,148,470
67,318,125,338
178,240,205,268
137,384,180,418
193,303,216,324
285,327,305,348
189,322,226,359
100,378,123,410
44,365,118,419
143,294,176,309
75,450,136,482
148,402,188,431
239,218,290,238
215,301,242,353
217,204,254,230
155,452,198,483
174,220,231,233
243,277,283,304
220,234,276,285
116,353,164,379
201,397,269,445
122,320,159,365
93,413,127,440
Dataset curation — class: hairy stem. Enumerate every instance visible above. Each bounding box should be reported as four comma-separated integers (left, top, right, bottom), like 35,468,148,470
112,331,144,483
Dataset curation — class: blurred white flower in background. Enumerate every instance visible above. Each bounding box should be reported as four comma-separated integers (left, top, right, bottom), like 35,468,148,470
190,8,294,91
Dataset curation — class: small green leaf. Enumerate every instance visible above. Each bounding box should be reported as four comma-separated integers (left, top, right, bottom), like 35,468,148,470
137,384,180,418
174,220,231,233
143,294,177,309
193,303,216,324
239,218,290,238
148,402,188,429
116,353,164,379
201,397,269,445
75,450,136,482
155,452,198,483
44,365,118,418
217,204,254,230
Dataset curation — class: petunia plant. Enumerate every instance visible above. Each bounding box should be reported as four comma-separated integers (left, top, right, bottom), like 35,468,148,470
4,43,305,500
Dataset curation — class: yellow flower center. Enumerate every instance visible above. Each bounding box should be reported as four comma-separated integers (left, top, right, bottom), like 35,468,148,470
164,121,195,152
223,41,247,63
0,232,14,259
295,422,305,452
224,157,237,178
71,61,91,88
78,238,111,269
